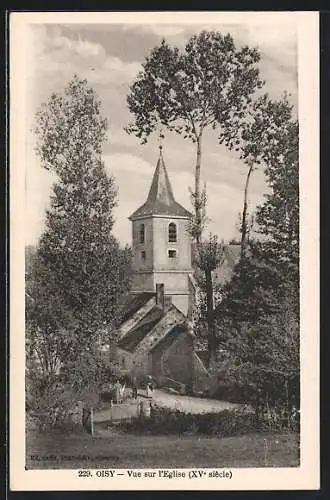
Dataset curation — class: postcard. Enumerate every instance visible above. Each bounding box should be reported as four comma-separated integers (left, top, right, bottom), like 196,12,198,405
9,10,319,491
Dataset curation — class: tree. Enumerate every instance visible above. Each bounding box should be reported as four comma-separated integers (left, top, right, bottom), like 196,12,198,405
26,251,74,379
256,120,299,282
217,281,299,425
216,108,299,329
32,75,132,367
125,31,264,244
215,246,281,337
220,93,295,258
215,106,299,422
195,234,224,367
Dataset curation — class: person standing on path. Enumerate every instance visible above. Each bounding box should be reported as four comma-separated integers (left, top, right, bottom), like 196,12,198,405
114,379,122,404
131,375,138,399
146,376,154,399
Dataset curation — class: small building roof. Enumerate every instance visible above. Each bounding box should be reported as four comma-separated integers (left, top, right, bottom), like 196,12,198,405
117,305,164,352
116,292,154,326
129,147,192,220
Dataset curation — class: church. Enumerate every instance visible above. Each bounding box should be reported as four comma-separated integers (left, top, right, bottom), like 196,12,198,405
114,146,209,392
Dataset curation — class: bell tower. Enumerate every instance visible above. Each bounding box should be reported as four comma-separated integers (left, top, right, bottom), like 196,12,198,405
129,146,193,315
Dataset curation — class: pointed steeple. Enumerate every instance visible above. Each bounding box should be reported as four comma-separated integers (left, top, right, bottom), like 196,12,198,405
146,146,175,206
129,147,192,221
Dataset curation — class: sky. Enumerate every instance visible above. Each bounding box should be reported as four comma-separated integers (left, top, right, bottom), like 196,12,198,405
24,20,298,247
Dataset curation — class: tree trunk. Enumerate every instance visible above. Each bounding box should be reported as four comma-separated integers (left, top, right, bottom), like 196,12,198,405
195,134,202,245
205,268,216,368
241,161,254,258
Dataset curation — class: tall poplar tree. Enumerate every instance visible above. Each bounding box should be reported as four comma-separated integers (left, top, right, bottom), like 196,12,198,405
125,31,264,244
30,75,131,368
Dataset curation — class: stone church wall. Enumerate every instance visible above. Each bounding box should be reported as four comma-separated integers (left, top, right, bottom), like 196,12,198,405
131,218,154,272
152,217,192,271
154,331,194,388
116,347,151,378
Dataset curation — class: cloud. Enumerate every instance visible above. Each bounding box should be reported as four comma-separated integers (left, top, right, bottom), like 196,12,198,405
246,24,296,53
122,23,186,37
105,153,154,177
24,148,268,248
27,24,142,106
107,129,139,149
24,21,295,247
50,31,105,58
95,56,141,86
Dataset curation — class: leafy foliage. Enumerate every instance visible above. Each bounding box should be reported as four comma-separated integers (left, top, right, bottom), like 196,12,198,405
256,120,299,279
195,233,225,274
193,234,225,366
217,248,282,330
32,75,131,345
26,76,132,425
126,32,263,144
215,103,299,414
217,284,299,420
219,93,296,256
126,31,263,244
120,403,298,436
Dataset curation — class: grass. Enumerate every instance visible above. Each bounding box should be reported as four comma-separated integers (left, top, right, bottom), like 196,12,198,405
26,429,299,469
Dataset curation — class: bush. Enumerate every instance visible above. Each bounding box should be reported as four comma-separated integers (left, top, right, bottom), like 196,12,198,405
26,350,116,430
26,372,78,430
210,381,255,404
119,401,299,437
119,404,257,437
26,365,102,430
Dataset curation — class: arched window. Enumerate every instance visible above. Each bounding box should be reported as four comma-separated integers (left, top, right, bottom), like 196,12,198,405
168,222,177,243
139,223,145,244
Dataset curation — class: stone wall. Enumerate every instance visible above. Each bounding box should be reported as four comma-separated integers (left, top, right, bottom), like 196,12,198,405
116,347,150,378
153,331,194,388
132,217,154,272
152,217,192,271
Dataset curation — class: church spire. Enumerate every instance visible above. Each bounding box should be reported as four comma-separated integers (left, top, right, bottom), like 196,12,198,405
146,145,175,206
129,145,192,220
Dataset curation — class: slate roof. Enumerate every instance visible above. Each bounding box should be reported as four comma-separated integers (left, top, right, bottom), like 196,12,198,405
129,148,192,220
116,292,154,326
117,305,164,352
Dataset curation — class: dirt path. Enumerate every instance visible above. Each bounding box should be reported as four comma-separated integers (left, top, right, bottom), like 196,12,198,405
93,389,241,423
152,389,240,414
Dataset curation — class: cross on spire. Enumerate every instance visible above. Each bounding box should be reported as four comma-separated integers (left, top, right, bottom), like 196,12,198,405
158,128,165,153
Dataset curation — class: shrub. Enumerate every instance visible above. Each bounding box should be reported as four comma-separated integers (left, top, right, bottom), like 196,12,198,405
26,372,77,430
26,349,115,430
119,404,259,437
119,400,299,437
